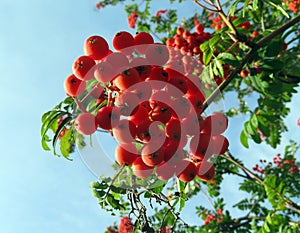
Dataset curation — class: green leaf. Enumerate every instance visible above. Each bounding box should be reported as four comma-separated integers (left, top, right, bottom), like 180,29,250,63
240,130,249,148
215,59,224,77
202,48,213,65
179,197,186,212
267,0,290,18
52,116,73,157
266,39,284,57
41,134,51,151
261,59,284,71
217,52,239,66
208,34,221,49
253,0,259,10
250,114,258,128
92,189,106,199
59,127,74,159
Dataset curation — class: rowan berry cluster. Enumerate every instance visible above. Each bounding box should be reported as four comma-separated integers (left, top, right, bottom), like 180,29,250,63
283,0,300,13
63,30,229,184
203,208,223,225
253,153,299,175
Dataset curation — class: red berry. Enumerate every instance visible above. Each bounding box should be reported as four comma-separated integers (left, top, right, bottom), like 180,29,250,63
64,74,86,97
132,157,153,178
156,162,175,180
212,135,229,155
165,118,182,141
105,52,129,73
201,112,228,136
195,24,204,33
190,133,215,160
150,103,172,124
145,43,169,66
114,68,140,91
84,35,109,60
112,119,136,143
240,69,249,78
94,61,115,83
96,106,120,130
72,55,96,80
196,161,215,181
176,26,185,35
115,143,138,166
75,113,97,135
112,31,134,51
176,159,196,182
115,91,140,117
141,143,165,167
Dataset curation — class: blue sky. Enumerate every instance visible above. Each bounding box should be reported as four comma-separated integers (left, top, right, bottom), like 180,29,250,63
0,1,299,233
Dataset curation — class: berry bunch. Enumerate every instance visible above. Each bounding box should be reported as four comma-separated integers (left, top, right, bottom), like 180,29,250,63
203,208,223,225
63,30,229,184
283,0,300,14
253,153,299,175
166,25,211,63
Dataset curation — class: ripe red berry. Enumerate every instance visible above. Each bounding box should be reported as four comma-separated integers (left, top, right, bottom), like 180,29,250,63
166,75,188,96
129,105,149,124
150,103,172,124
112,31,134,51
134,32,154,53
141,143,165,167
114,68,140,91
132,157,153,178
64,74,86,97
240,69,249,78
146,67,169,90
195,24,204,33
165,118,182,141
176,26,185,35
156,162,175,180
112,119,136,143
75,113,97,135
96,106,120,130
145,44,170,66
115,143,138,166
196,161,215,181
212,135,229,155
190,133,215,160
201,112,228,136
84,35,109,60
176,159,196,182
104,52,129,73
94,61,115,83
72,55,96,80
252,30,259,37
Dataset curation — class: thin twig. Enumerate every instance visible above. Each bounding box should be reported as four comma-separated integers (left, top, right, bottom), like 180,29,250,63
73,97,87,113
193,0,218,12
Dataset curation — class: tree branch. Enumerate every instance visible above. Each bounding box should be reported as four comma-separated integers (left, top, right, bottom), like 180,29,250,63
201,14,300,113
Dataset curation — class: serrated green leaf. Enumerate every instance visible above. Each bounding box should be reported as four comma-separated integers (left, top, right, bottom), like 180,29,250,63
202,48,213,65
217,52,239,67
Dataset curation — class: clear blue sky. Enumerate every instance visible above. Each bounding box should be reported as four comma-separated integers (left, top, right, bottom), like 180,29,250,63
0,1,299,233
